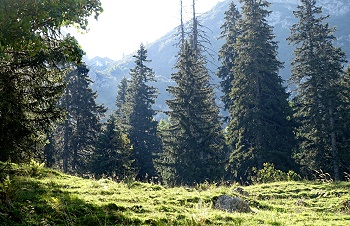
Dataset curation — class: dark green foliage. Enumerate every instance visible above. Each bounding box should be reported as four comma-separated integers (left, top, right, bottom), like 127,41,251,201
0,41,68,162
159,41,225,186
0,0,102,163
115,76,128,117
90,115,135,179
217,2,241,115
337,67,350,176
115,76,128,133
122,44,159,181
53,64,106,173
288,0,348,180
226,0,295,181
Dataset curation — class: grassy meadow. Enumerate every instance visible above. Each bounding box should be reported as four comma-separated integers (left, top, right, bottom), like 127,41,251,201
1,161,350,225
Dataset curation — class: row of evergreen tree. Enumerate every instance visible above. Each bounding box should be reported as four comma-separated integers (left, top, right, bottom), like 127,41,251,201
1,0,350,185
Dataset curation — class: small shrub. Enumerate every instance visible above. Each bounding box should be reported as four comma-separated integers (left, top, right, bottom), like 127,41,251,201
28,159,45,177
251,163,301,184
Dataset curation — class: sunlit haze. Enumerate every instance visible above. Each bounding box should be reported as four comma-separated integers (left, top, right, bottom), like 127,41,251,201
68,0,224,61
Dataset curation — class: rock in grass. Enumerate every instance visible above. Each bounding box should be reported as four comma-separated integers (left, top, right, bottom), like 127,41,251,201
233,187,249,196
213,195,251,213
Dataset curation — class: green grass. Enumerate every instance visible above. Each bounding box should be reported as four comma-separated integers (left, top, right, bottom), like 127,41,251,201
1,162,350,225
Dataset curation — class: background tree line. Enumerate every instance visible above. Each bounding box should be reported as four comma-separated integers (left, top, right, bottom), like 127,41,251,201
1,0,350,185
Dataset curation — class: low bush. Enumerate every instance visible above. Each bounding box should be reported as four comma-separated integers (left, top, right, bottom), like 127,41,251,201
251,163,301,184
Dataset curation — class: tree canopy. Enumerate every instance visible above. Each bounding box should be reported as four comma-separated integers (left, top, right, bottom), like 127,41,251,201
0,0,103,162
226,0,295,180
122,44,159,181
159,41,225,185
288,0,348,180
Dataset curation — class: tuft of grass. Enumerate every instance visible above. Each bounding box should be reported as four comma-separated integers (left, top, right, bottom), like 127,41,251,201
1,162,350,225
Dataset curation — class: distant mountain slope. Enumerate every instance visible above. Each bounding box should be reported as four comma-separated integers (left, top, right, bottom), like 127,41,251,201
86,0,350,115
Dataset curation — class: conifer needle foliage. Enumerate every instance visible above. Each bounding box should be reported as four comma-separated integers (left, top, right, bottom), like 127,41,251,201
158,41,225,186
0,0,103,162
122,44,160,181
225,0,295,180
288,0,349,180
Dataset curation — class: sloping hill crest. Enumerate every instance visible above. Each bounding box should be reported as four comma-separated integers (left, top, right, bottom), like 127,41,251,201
87,0,350,114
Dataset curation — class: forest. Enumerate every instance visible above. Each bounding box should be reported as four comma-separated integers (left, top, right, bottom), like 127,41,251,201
1,0,350,189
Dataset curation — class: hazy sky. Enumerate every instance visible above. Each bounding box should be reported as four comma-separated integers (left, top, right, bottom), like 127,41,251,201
68,0,224,61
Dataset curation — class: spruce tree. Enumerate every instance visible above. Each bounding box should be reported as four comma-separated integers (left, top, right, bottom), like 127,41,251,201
122,44,159,181
116,77,128,116
0,53,65,162
57,64,106,173
217,2,241,119
227,0,295,180
115,76,128,131
159,41,225,185
337,67,350,176
288,0,347,180
90,115,135,179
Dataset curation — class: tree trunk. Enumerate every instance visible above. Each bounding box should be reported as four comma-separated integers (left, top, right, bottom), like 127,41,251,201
63,117,69,173
256,68,263,168
329,101,340,181
192,0,198,54
63,88,70,173
180,0,185,45
72,118,80,171
72,145,78,171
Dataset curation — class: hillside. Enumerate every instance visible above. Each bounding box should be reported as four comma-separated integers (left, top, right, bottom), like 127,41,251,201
1,162,350,225
85,0,350,114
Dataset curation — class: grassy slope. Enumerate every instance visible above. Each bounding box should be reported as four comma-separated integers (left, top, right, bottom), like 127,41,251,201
1,162,350,226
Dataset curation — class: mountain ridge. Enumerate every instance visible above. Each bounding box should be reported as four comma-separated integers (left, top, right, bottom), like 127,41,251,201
85,0,350,114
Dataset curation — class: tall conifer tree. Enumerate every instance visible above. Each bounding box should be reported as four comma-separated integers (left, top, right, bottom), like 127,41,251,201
159,41,225,185
227,0,295,180
115,77,128,116
0,52,66,162
338,67,350,175
217,2,241,118
288,0,347,180
337,66,350,174
56,64,106,173
115,76,128,132
122,44,159,181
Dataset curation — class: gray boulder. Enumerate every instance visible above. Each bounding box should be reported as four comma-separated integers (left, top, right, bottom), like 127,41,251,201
214,195,251,213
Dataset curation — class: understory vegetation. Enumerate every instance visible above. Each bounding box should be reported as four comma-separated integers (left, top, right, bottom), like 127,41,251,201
1,162,350,225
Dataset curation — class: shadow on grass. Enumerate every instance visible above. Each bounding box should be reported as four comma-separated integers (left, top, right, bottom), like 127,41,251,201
0,176,145,226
